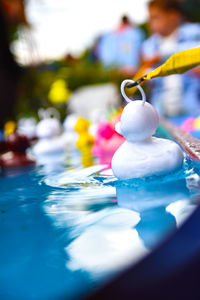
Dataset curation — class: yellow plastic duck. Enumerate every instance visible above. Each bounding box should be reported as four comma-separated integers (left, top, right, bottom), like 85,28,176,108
48,79,71,104
4,121,16,136
74,117,94,167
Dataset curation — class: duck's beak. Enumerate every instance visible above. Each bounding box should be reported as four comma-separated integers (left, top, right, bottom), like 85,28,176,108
115,122,122,135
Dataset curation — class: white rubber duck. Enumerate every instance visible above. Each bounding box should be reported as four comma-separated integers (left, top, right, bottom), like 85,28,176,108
32,108,65,156
111,80,184,180
17,117,37,140
60,114,79,149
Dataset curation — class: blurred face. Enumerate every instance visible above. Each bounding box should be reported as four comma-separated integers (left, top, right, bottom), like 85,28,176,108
148,6,181,36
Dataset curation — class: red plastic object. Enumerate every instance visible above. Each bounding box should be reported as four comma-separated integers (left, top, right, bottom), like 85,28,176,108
0,132,35,168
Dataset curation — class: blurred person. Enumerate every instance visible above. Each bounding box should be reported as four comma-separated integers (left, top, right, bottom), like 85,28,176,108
98,15,145,76
0,0,26,130
141,0,200,116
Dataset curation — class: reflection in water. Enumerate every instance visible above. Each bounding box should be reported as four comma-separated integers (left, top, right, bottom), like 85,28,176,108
136,206,176,249
74,117,94,168
166,173,200,226
79,147,94,168
44,186,149,279
116,176,197,249
166,200,196,227
44,163,199,283
34,152,66,174
0,172,91,300
65,208,147,276
44,162,149,278
0,152,200,300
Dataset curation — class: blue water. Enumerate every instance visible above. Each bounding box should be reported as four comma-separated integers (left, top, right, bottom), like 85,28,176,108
0,149,200,300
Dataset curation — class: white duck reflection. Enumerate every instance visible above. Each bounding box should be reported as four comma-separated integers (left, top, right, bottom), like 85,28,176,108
116,176,197,249
45,185,149,279
65,207,148,277
44,167,198,280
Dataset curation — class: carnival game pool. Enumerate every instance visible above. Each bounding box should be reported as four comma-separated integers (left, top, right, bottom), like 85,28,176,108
0,135,200,300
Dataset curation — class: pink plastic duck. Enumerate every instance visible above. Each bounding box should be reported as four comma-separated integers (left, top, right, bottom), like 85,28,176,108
92,119,125,166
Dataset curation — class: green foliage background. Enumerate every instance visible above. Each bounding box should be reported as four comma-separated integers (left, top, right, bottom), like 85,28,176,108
17,58,126,121
14,0,200,121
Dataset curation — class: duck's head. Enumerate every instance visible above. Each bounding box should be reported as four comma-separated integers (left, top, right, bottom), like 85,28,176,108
74,117,90,135
115,100,159,142
36,118,61,139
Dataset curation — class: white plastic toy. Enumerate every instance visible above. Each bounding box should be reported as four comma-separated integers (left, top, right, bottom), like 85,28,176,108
17,117,37,139
111,80,184,180
32,108,65,156
60,114,79,149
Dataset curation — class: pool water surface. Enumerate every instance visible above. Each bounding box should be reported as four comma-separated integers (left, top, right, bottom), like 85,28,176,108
0,148,200,300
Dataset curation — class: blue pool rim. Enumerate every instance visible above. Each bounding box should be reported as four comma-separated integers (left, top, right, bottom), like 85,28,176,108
83,119,200,300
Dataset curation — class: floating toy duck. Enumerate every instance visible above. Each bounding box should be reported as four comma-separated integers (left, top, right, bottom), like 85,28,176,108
48,79,71,104
111,80,184,180
32,118,65,156
17,117,37,141
32,108,65,156
92,120,125,165
92,120,124,154
180,117,196,133
74,117,94,167
4,121,16,137
0,132,35,169
61,114,79,150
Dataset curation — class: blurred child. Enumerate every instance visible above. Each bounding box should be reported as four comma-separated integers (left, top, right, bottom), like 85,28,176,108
98,15,145,76
142,0,200,116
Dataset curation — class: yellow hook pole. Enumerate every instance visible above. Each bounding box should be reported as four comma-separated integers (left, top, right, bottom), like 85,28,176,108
127,47,200,91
